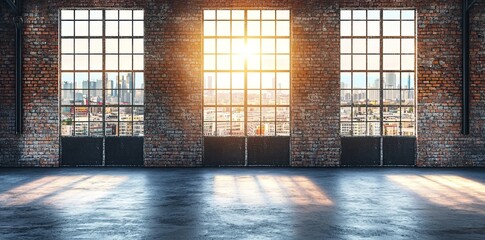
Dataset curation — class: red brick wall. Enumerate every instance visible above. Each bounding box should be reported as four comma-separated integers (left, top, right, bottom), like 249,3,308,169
0,0,483,167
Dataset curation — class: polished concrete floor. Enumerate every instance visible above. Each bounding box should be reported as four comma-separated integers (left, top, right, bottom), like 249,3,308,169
0,168,484,239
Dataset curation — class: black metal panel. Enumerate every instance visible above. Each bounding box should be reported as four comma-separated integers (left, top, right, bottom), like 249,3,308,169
341,137,380,166
204,137,245,166
105,137,144,166
247,137,290,166
383,137,416,166
61,137,103,166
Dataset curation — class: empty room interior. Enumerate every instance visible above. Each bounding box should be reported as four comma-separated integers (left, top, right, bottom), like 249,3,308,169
0,0,484,239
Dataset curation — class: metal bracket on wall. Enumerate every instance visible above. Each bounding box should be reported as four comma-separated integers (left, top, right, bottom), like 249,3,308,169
462,0,479,135
4,0,23,134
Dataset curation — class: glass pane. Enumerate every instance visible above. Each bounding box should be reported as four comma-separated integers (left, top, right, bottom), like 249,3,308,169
383,39,400,53
383,10,400,20
340,122,352,136
133,39,144,53
119,122,133,136
204,107,216,121
232,90,244,105
61,39,74,53
353,10,366,20
341,90,351,105
277,10,290,20
135,72,144,89
231,122,244,136
217,39,230,53
277,72,290,89
247,73,260,89
119,39,133,53
276,107,290,121
133,122,144,136
119,10,132,20
353,72,366,88
106,21,118,36
90,39,102,54
248,107,261,121
276,55,290,70
232,107,244,121
217,107,231,121
217,72,230,89
75,107,88,119
383,21,400,36
232,21,245,36
352,122,366,135
262,55,275,70
204,72,216,89
383,106,400,121
353,107,366,122
232,73,244,89
89,107,103,121
61,90,74,105
248,90,260,105
119,107,133,121
217,55,230,70
133,107,144,121
75,72,88,89
61,21,74,36
247,54,261,70
61,55,73,70
367,39,380,54
204,39,215,53
204,21,215,36
402,55,415,70
383,55,400,70
106,10,118,20
401,72,414,89
232,10,244,20
119,90,133,105
341,21,351,36
262,73,275,89
204,55,215,70
352,39,366,53
75,55,88,70
217,90,230,105
119,55,133,70
104,107,119,121
353,90,366,105
383,122,399,136
61,10,74,20
61,72,74,88
75,21,88,36
262,39,275,53
261,90,275,105
384,72,399,88
204,10,216,20
401,39,415,53
384,90,400,105
367,73,380,89
262,21,275,36
217,21,230,36
90,55,102,70
261,122,276,136
106,55,119,70
133,21,144,36
276,39,290,54
134,90,144,105
341,72,351,89
341,107,351,120
341,39,351,53
277,90,289,105
90,21,103,36
262,10,275,20
89,89,103,105
90,10,103,20
367,55,380,70
402,11,415,20
262,107,275,122
352,21,366,36
105,89,119,105
75,122,89,136
368,10,380,20
247,21,261,36
340,10,351,20
368,122,380,136
352,55,366,70
401,106,415,121
341,55,351,70
105,122,119,136
368,90,380,105
204,90,215,105
204,122,215,136
402,21,415,36
401,122,415,136
367,107,380,121
401,90,415,105
248,10,260,20
133,55,143,70
276,21,290,36
88,122,103,136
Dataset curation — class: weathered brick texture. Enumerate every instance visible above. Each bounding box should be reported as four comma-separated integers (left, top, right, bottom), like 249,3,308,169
0,0,484,167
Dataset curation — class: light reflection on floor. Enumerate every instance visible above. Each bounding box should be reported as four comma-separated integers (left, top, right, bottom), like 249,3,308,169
0,175,127,207
213,175,333,206
387,175,485,213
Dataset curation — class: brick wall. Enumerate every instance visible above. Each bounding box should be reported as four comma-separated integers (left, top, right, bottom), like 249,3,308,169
0,0,483,167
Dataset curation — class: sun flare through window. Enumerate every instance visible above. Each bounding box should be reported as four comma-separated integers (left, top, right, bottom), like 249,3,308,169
203,10,290,137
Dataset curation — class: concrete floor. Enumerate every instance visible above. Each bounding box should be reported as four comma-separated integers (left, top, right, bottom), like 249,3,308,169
0,168,484,239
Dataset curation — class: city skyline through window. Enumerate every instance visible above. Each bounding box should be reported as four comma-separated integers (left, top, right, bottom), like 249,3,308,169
340,9,416,136
203,10,291,136
60,9,144,136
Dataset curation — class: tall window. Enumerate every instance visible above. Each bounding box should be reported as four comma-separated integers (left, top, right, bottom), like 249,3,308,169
60,9,144,136
340,10,416,136
203,10,290,136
